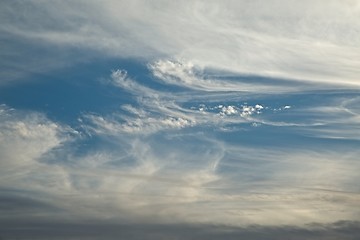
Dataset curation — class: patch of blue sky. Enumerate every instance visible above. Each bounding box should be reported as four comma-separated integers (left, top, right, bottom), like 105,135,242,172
0,59,140,125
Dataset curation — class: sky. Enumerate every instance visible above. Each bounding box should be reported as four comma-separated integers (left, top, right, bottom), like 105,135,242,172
0,0,360,239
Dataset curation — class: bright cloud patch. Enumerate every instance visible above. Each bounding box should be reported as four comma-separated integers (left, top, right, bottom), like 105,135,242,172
0,105,69,167
2,1,360,87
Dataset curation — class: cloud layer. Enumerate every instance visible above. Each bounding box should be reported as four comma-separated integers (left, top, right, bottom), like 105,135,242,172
1,0,360,86
1,1,360,239
1,66,359,229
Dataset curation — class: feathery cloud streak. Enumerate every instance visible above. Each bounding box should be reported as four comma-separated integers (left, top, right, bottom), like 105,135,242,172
1,0,360,86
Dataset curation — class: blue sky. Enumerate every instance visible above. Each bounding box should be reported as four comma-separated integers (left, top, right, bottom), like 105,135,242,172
1,1,360,239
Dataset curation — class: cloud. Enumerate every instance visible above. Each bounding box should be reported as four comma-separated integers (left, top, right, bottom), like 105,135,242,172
286,96,360,140
0,217,359,240
68,69,360,226
0,105,84,204
1,104,360,230
81,69,199,134
1,0,360,86
84,67,360,142
3,67,359,229
0,105,222,224
0,105,71,168
1,1,360,235
149,59,303,93
82,69,275,135
94,66,343,144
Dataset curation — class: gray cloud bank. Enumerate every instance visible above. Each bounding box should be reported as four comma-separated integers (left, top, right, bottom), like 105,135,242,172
0,215,359,240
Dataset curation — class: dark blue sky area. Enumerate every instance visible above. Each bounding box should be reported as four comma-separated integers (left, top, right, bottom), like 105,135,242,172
0,59,146,124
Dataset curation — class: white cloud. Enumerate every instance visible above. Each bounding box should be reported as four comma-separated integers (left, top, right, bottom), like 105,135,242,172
220,105,238,116
84,113,194,135
1,1,360,230
2,0,359,87
83,69,302,136
240,105,256,117
66,140,360,226
0,105,69,168
149,59,297,93
255,104,264,110
1,105,359,227
88,67,360,143
0,105,76,199
293,97,360,140
84,72,273,135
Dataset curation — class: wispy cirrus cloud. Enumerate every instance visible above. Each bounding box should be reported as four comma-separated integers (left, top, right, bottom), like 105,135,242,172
69,69,360,226
2,66,356,226
148,59,306,93
2,113,359,227
1,97,360,231
86,65,360,138
82,68,276,135
1,0,360,86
